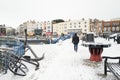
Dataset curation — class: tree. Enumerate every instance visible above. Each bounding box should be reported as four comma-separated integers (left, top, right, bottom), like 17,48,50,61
52,19,64,24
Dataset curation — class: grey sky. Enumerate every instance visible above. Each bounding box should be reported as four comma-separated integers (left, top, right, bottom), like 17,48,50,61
0,0,120,28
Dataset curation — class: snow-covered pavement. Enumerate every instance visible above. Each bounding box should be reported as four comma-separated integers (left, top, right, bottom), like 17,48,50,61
0,37,119,80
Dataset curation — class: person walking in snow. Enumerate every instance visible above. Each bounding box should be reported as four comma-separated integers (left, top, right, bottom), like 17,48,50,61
72,33,79,52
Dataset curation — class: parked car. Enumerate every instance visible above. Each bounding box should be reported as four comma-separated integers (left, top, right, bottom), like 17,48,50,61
109,33,120,39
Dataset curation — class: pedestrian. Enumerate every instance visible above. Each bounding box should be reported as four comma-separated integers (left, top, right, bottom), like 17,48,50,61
72,33,79,52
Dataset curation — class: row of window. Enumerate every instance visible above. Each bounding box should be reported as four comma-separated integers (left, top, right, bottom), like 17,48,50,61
104,27,120,31
70,25,87,28
69,22,87,25
59,22,88,26
68,29,87,32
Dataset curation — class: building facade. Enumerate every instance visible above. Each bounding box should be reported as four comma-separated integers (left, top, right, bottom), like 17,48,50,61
17,20,41,36
17,18,120,37
53,18,92,36
102,19,120,33
6,27,16,36
53,22,68,36
45,21,52,36
90,19,102,35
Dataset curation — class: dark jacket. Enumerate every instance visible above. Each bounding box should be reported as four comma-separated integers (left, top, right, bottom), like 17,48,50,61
72,33,79,45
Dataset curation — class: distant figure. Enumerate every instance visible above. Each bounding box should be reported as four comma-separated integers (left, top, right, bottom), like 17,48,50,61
72,33,79,52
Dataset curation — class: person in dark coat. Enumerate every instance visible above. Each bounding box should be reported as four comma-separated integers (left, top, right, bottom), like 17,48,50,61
72,33,79,52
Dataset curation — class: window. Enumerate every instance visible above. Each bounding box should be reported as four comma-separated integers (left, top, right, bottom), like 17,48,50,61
104,27,107,31
112,27,115,31
47,26,50,29
47,30,50,32
64,26,67,29
116,27,119,31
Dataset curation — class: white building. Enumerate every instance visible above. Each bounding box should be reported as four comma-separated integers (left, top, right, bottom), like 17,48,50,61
53,18,91,36
45,21,52,36
17,20,41,36
53,22,68,36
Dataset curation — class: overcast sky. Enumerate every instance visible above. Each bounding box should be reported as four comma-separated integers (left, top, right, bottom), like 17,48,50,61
0,0,120,28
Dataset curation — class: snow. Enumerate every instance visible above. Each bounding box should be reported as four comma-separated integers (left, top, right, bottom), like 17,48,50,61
0,37,120,80
109,33,120,37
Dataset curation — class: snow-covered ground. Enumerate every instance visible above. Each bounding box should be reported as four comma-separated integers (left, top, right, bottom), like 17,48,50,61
0,37,120,80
